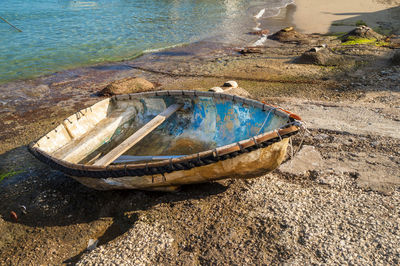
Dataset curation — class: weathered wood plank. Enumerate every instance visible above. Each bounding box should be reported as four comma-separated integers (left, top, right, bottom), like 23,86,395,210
93,104,182,166
52,108,135,164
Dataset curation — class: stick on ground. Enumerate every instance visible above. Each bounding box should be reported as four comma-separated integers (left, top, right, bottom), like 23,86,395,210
0,16,22,32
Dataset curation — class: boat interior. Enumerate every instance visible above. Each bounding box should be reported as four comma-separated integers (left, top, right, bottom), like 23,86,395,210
32,91,292,166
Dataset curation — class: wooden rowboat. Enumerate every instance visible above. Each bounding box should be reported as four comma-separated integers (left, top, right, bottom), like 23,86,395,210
28,90,301,191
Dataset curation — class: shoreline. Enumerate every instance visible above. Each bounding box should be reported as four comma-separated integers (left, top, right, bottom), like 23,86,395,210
2,0,399,87
0,0,293,85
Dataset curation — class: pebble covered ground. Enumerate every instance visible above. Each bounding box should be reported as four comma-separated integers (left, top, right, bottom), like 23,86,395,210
77,130,400,265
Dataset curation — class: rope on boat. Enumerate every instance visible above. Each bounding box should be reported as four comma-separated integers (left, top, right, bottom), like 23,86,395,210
287,120,310,161
275,129,283,141
297,121,310,154
257,107,277,135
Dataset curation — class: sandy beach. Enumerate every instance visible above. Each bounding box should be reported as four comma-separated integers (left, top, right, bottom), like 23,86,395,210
292,0,400,33
0,0,400,264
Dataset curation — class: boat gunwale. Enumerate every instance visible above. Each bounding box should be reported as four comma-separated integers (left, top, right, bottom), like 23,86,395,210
28,90,301,178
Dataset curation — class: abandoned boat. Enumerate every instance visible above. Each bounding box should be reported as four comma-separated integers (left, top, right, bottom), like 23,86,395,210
28,90,301,191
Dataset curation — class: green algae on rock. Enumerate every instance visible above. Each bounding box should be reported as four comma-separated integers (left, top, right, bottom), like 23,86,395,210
0,170,23,183
341,26,386,46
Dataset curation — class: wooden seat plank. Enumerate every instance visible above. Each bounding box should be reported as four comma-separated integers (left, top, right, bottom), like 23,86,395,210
93,104,182,166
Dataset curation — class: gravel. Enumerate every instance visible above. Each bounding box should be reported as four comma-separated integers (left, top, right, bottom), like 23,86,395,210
77,141,400,264
78,221,175,265
245,173,400,265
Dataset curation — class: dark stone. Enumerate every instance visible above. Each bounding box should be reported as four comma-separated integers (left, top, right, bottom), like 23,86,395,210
342,26,384,42
294,48,346,66
391,51,400,65
248,29,270,36
237,47,263,55
98,77,155,96
268,27,309,44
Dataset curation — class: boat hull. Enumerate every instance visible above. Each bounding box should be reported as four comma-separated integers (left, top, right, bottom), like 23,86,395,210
28,90,301,191
70,138,289,191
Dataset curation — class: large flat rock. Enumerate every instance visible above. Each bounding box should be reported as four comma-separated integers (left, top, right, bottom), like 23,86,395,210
279,145,324,175
284,97,400,139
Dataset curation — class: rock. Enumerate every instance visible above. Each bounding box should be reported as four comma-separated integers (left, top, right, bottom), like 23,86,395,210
223,87,252,98
294,48,346,66
24,84,50,98
209,80,249,97
279,145,324,175
314,133,330,140
36,85,50,94
391,51,400,65
19,205,27,215
316,174,336,186
209,87,224,93
99,77,155,96
341,26,384,42
268,27,309,44
87,239,98,251
10,211,18,222
282,26,293,32
237,47,263,55
222,80,238,88
208,84,251,98
356,171,396,195
309,44,327,52
248,29,270,36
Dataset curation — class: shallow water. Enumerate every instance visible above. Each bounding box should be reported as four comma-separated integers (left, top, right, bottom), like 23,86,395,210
0,0,293,83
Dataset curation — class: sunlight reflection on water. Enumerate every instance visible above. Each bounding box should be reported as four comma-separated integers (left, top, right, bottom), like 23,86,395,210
0,0,292,83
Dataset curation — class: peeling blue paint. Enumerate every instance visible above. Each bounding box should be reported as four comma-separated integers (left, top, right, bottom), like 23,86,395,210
134,95,289,147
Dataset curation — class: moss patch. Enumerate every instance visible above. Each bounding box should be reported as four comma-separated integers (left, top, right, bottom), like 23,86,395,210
355,20,367,27
341,37,389,46
375,41,390,47
341,37,376,45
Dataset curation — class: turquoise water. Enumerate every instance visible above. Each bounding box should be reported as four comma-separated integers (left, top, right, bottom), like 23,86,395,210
0,0,292,83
